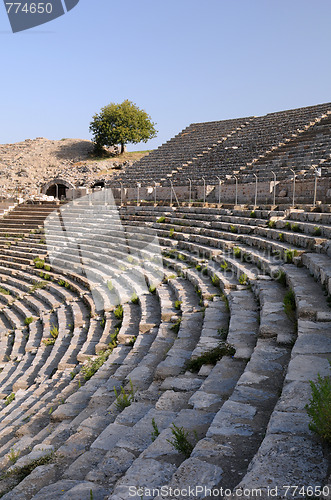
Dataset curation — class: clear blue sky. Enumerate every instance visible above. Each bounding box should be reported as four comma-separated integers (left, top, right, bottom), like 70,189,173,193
0,0,330,150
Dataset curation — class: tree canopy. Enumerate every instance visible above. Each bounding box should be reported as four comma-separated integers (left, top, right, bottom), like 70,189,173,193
89,100,157,154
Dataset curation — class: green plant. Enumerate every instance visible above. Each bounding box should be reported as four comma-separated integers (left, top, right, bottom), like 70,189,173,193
0,287,10,295
8,448,20,464
202,267,208,276
151,418,160,442
278,232,284,242
233,247,241,259
177,253,186,261
33,258,45,269
268,220,276,228
50,325,59,339
230,225,238,233
291,223,302,233
170,318,181,334
285,221,291,230
169,228,175,238
2,453,53,481
276,269,287,286
283,289,296,320
107,280,114,291
30,281,47,292
195,264,202,271
250,211,257,218
42,338,55,346
284,249,298,264
131,292,139,304
166,424,196,458
81,347,113,381
238,273,248,285
24,317,33,326
149,285,156,294
211,274,220,287
221,293,230,312
114,304,123,320
5,393,15,406
44,264,51,272
157,216,166,223
174,300,182,310
313,226,322,236
128,336,137,347
113,379,135,411
186,342,235,373
306,365,331,444
89,100,157,154
220,260,228,271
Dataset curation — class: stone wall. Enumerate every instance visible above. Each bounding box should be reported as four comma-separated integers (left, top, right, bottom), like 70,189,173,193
110,177,331,206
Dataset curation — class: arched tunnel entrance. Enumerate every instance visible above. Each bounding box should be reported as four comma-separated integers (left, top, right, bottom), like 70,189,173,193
45,183,68,199
42,178,75,200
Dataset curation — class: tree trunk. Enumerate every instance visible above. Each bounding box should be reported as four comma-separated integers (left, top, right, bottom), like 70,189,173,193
120,143,125,154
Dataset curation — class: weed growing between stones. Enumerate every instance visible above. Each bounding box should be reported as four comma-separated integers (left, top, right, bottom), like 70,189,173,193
128,336,137,347
174,300,182,310
114,304,123,320
238,273,248,285
1,453,54,482
24,317,33,326
276,269,287,286
151,418,160,442
0,287,10,295
278,233,284,242
30,281,47,292
156,216,166,223
250,211,257,218
8,448,20,464
306,365,331,444
268,220,276,228
82,330,118,381
291,223,302,233
113,379,135,411
131,292,139,304
166,424,197,458
220,260,228,271
169,228,175,238
313,226,322,236
149,285,157,294
186,342,235,373
5,393,15,406
221,293,230,312
170,318,181,334
283,289,296,321
233,247,241,259
211,274,220,287
230,225,238,233
284,249,298,264
34,259,44,269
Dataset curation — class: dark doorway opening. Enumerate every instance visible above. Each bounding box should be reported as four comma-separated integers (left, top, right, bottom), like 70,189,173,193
92,181,105,189
46,184,68,199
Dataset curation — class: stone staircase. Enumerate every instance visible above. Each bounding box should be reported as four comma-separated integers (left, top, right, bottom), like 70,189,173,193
0,201,328,498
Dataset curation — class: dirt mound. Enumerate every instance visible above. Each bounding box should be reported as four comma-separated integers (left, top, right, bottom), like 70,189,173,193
0,138,148,195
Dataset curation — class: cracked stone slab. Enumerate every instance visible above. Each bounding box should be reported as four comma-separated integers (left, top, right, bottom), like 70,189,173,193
233,434,328,498
113,458,177,500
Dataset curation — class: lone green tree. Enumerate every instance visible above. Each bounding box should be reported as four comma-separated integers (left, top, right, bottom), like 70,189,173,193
89,100,157,154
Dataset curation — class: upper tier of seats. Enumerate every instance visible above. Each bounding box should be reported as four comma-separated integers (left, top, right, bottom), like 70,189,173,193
110,102,331,187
